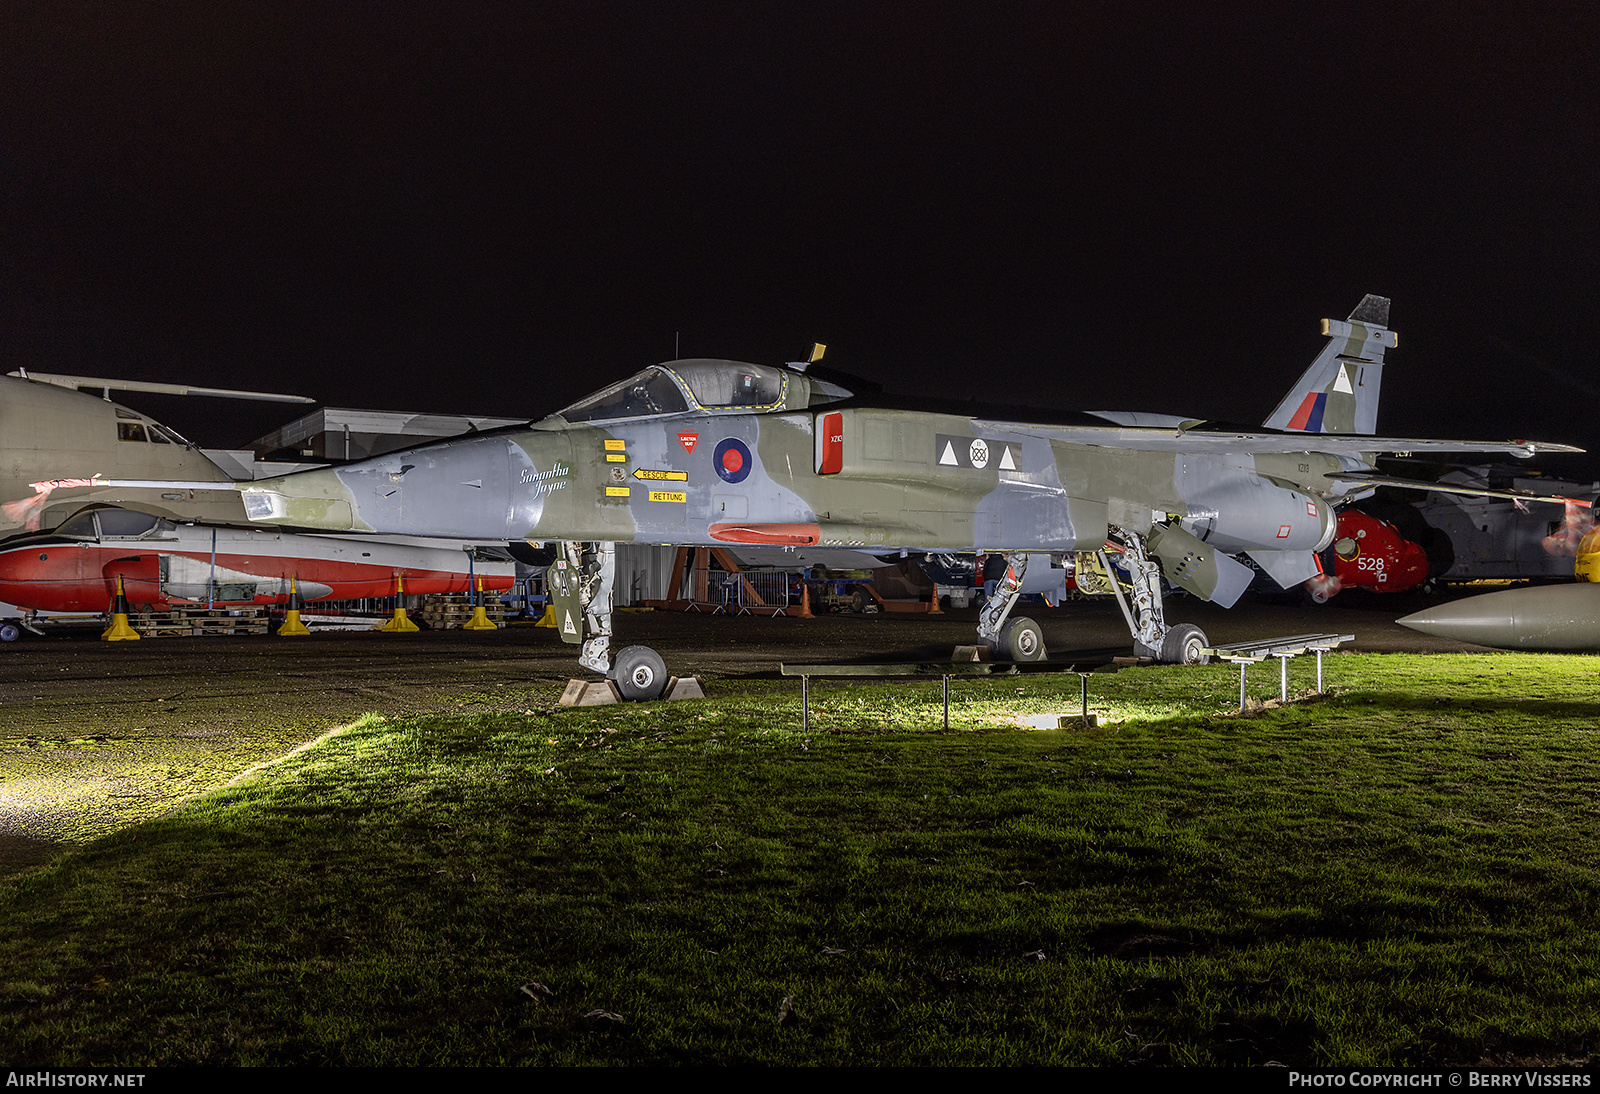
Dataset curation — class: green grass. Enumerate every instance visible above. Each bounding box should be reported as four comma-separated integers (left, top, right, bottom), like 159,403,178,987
3,653,1600,1065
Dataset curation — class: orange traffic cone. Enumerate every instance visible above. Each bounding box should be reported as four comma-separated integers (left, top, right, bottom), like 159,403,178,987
278,575,310,636
463,578,496,630
380,573,420,633
101,574,141,641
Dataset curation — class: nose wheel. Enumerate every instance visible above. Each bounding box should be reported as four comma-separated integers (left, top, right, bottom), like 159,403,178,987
608,645,668,701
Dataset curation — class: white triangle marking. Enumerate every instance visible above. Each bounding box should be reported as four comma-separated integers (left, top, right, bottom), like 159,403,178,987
938,441,958,466
999,446,1017,470
562,610,577,635
1332,363,1354,394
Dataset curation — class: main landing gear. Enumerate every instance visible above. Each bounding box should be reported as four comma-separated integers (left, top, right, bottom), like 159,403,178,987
548,540,671,701
976,532,1209,665
975,552,1048,662
1101,527,1210,665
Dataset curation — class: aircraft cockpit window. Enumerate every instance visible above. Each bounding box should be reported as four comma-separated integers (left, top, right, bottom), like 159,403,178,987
666,361,786,409
95,509,175,539
55,512,100,537
117,422,149,442
560,368,690,422
150,423,192,446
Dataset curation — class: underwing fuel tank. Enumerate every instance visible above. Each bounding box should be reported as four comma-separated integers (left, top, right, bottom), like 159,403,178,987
1181,474,1337,555
1397,584,1600,651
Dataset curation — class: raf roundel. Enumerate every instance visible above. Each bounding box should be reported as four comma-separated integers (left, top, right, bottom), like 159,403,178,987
712,437,752,484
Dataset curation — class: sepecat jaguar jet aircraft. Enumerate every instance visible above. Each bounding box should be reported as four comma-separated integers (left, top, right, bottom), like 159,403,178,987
213,295,1578,698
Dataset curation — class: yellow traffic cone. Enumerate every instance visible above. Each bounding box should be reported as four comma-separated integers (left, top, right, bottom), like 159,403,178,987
463,578,497,630
101,574,141,641
278,575,311,636
380,573,420,633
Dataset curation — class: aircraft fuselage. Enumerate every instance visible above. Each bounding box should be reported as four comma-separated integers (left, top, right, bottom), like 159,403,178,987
241,401,1339,560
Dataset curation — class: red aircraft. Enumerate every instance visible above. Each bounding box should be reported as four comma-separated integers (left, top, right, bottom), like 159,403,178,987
0,506,513,613
1303,508,1430,603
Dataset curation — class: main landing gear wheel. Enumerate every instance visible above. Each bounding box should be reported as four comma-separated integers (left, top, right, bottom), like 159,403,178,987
609,645,668,701
998,616,1046,662
0,622,21,643
1159,623,1210,665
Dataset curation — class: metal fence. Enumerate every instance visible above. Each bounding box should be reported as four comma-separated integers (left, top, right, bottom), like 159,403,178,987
703,569,793,614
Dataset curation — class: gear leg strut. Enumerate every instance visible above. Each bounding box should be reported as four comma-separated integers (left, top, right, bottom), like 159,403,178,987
569,540,614,675
1103,529,1168,658
975,551,1029,649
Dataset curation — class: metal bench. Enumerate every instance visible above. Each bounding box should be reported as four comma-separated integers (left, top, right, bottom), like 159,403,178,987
1201,633,1356,711
779,656,1120,731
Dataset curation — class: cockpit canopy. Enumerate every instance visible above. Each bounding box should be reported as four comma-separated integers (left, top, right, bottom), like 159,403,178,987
53,507,179,541
558,358,850,424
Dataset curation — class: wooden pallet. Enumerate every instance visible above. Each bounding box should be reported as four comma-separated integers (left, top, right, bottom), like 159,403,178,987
127,606,270,637
417,593,506,630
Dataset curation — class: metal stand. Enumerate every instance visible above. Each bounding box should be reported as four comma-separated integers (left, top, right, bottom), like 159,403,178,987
784,658,1119,731
1205,633,1354,712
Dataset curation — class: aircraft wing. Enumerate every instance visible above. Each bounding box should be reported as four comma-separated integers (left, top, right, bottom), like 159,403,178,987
1326,471,1593,506
7,371,315,404
1001,423,1581,459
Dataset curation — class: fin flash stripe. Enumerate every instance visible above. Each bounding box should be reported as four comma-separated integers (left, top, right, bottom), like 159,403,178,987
1286,392,1327,432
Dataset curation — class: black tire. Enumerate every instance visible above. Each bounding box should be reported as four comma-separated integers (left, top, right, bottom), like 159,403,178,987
850,588,868,613
1160,623,1210,665
0,622,22,643
609,645,668,701
1000,616,1046,662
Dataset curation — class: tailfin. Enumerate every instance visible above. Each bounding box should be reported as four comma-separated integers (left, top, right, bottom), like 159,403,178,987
1263,294,1395,435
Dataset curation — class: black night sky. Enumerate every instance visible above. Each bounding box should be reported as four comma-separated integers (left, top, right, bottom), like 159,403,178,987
2,3,1597,472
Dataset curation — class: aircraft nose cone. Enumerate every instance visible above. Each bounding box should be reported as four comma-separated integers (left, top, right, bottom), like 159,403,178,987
1398,584,1600,651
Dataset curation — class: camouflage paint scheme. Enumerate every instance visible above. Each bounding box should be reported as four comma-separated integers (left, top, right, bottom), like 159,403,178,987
240,317,1572,609
241,376,1343,562
233,297,1588,675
